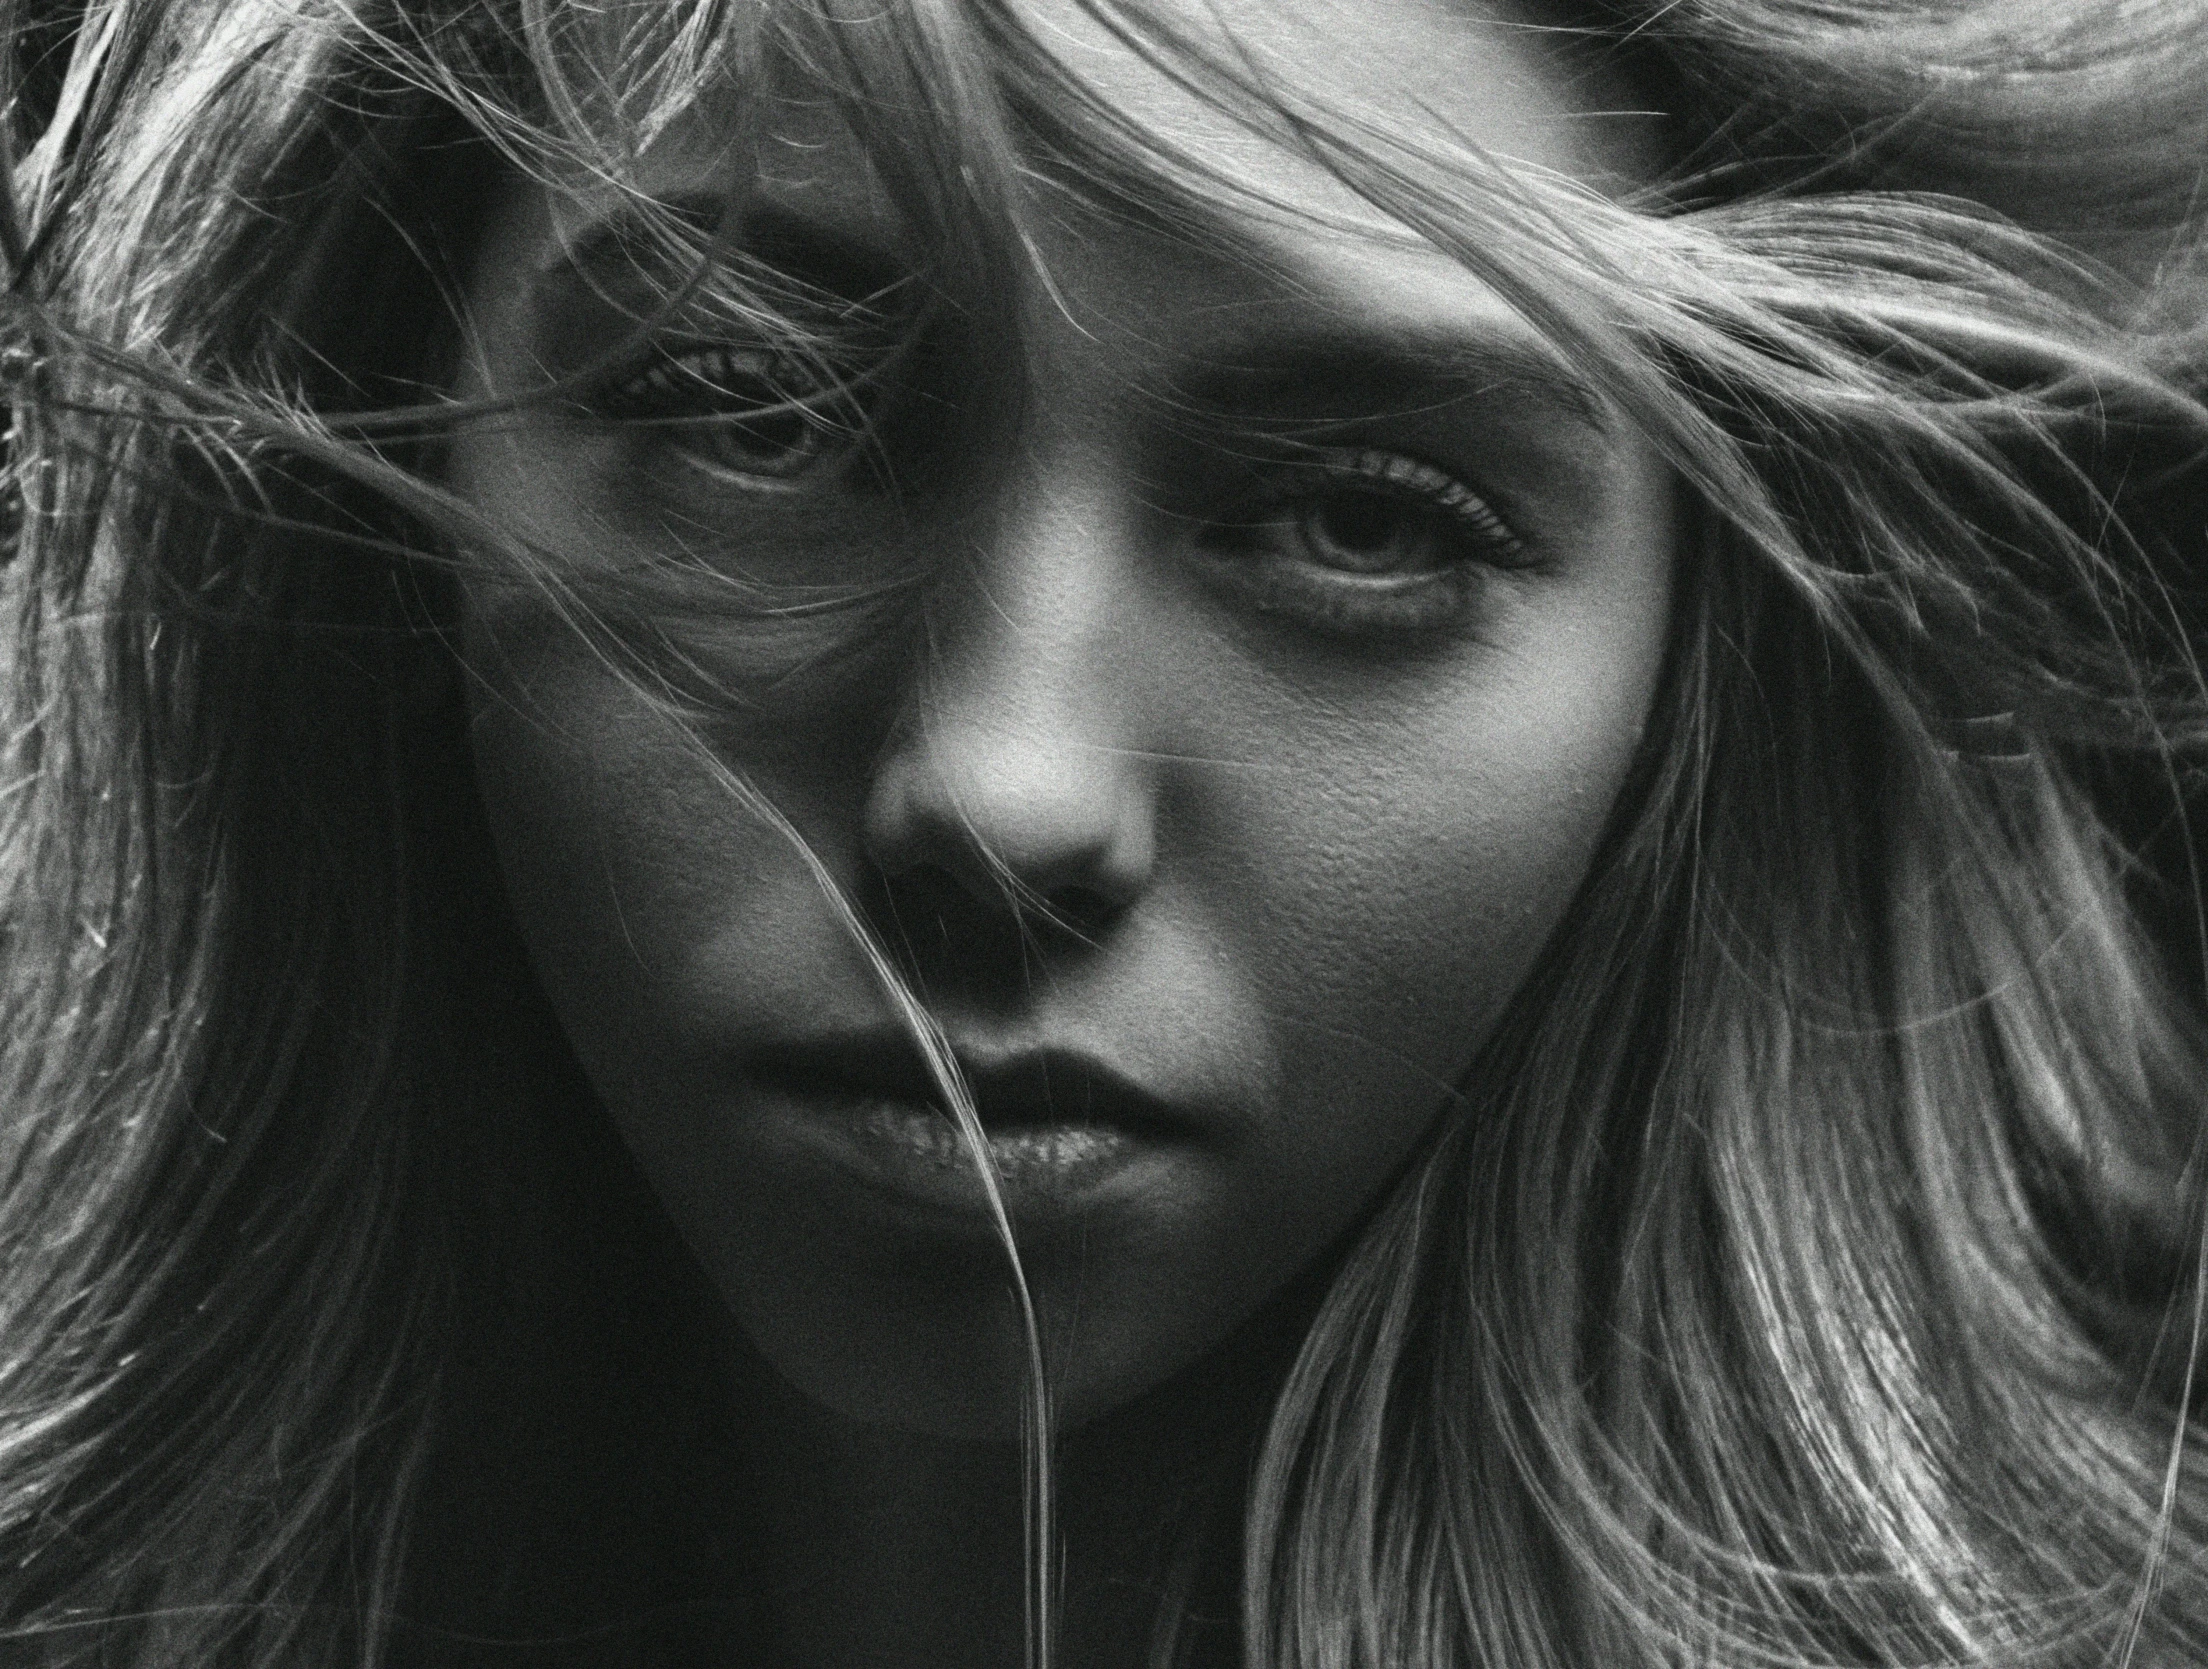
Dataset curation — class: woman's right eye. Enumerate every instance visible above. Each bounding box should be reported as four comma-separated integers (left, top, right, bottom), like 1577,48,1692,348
595,343,867,484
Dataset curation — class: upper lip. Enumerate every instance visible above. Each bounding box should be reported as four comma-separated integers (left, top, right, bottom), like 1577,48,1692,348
746,1032,1198,1138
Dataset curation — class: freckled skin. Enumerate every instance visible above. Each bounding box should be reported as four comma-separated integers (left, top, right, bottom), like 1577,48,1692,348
450,0,1674,1439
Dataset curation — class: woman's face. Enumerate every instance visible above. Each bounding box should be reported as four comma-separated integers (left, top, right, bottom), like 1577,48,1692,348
450,0,1673,1436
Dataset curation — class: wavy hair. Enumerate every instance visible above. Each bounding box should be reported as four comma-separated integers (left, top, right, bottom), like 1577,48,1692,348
0,2,2204,1666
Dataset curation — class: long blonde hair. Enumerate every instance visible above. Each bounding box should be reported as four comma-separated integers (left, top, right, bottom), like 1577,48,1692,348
1,2,2204,1666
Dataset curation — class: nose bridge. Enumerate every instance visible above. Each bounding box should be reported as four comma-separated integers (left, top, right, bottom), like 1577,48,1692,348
862,452,1159,914
931,461,1128,722
914,217,1154,737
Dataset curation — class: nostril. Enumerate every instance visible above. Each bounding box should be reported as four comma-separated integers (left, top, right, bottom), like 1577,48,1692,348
867,862,1121,992
879,859,1125,944
860,723,1158,937
1030,882,1125,942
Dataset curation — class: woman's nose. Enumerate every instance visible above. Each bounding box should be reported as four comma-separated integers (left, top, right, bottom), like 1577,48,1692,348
860,484,1158,934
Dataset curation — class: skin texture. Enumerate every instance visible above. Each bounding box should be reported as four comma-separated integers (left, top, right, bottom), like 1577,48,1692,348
449,4,1669,1660
452,0,1671,1440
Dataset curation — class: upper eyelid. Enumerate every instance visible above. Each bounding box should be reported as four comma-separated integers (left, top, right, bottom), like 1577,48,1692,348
574,319,906,419
1170,395,1611,546
1185,426,1534,531
1236,446,1525,540
521,212,924,409
562,301,910,390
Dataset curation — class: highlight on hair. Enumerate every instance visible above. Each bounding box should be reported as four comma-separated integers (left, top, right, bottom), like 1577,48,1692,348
0,2,2202,1667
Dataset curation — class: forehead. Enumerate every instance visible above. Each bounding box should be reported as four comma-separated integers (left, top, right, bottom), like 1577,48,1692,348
544,0,1656,241
506,0,1660,397
1012,0,1659,196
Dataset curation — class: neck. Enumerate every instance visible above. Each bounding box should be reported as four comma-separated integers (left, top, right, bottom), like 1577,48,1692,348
716,1296,1309,1669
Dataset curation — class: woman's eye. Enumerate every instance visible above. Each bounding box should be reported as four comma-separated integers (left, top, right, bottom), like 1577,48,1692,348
1200,447,1528,633
596,343,868,483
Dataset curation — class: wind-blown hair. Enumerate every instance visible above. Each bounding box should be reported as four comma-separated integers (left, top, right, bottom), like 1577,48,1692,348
0,2,2204,1666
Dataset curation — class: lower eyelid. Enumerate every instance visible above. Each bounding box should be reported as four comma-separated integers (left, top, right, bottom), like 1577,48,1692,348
1219,556,1492,640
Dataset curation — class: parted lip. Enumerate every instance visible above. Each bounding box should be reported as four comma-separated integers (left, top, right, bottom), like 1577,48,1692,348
744,1032,1202,1140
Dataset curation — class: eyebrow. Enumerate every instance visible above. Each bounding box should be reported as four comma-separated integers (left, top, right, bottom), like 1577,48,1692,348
541,197,1614,440
539,195,910,310
1170,327,1612,439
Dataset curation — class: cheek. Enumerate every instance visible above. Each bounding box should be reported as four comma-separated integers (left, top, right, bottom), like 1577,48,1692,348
462,627,849,1048
467,663,702,1014
456,475,1673,1437
1181,588,1666,1152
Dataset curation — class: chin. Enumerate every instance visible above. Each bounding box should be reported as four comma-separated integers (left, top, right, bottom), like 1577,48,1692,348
717,1256,1214,1441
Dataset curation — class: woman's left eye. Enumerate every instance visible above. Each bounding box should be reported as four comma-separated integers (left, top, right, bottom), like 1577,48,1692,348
595,343,869,484
1198,447,1529,633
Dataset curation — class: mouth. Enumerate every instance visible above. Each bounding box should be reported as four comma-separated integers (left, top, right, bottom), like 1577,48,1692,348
742,1033,1202,1226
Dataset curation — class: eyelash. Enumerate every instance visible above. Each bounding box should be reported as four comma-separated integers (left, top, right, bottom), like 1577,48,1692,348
1198,445,1530,635
595,347,1529,637
596,342,868,483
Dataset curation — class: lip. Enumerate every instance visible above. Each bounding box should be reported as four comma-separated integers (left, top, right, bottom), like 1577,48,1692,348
741,1033,1204,1230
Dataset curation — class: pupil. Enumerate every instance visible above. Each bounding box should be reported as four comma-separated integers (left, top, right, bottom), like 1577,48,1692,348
1310,491,1432,573
1317,494,1401,553
728,408,812,459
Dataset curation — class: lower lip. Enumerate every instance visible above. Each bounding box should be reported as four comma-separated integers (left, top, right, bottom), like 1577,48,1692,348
753,1081,1177,1226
